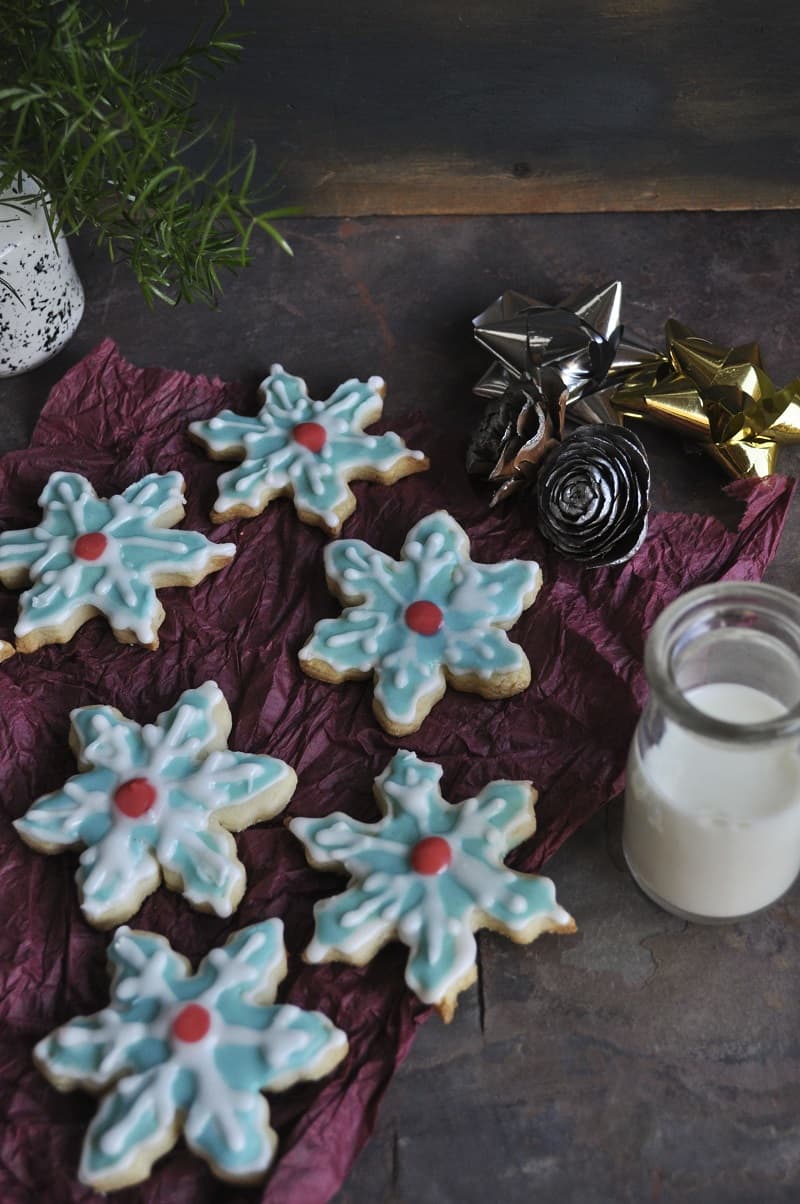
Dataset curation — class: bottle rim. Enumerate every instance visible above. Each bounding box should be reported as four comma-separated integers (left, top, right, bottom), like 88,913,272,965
644,581,800,743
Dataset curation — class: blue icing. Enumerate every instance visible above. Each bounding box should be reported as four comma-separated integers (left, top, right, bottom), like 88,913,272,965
300,510,541,729
291,751,572,1010
82,1068,170,1181
404,916,476,1002
0,470,234,646
36,1023,166,1081
215,1004,342,1091
15,682,295,925
35,921,347,1188
189,364,426,533
184,1095,273,1178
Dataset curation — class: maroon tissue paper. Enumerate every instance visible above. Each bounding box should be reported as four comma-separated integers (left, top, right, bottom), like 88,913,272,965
0,341,794,1204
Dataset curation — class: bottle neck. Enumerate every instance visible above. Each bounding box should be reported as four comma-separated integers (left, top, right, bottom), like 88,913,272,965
645,582,800,746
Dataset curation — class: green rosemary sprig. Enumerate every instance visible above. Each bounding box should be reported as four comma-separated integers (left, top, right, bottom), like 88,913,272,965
0,1,294,306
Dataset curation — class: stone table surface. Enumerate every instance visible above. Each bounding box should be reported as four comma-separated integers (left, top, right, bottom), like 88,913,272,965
2,212,800,1203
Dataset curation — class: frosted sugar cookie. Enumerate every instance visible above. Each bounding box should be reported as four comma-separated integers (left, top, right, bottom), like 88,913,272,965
290,750,575,1021
189,364,428,535
0,470,235,652
34,920,348,1190
15,682,296,927
299,510,542,734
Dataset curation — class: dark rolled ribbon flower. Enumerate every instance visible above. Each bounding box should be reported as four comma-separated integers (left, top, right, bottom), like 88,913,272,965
466,368,566,504
536,425,650,568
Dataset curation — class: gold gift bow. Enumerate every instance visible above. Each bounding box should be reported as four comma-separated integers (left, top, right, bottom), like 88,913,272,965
612,320,800,478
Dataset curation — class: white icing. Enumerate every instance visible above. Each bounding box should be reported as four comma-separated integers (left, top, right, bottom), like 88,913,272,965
382,777,435,825
448,563,506,614
229,446,295,500
305,821,410,862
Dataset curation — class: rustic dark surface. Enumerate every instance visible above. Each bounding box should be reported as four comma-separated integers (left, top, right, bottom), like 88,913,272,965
118,0,800,214
2,212,800,1203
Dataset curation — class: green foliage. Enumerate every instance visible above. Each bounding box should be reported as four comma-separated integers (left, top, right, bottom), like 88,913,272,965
0,0,294,305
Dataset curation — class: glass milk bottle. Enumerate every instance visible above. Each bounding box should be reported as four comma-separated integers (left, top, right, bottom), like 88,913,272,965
623,582,800,923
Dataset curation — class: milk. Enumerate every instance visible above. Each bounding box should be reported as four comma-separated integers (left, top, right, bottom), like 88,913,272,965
623,682,800,920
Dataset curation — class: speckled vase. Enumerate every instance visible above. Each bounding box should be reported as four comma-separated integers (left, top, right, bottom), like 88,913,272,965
0,173,84,377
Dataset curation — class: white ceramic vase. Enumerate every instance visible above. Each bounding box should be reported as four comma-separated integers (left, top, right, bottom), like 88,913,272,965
0,173,85,377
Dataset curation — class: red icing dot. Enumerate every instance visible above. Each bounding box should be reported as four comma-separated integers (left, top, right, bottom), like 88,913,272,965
113,777,157,818
292,422,327,453
73,532,108,561
171,1003,211,1043
404,600,444,636
410,836,452,876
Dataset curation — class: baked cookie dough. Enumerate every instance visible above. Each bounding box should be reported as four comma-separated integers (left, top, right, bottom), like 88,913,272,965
0,470,235,652
290,750,575,1021
299,509,542,734
15,681,296,927
189,364,428,535
34,920,348,1190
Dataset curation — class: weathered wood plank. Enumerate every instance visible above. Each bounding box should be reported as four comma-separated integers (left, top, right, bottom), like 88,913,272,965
121,0,800,214
299,163,800,216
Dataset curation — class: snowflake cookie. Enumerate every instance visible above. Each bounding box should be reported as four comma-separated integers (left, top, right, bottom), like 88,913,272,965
34,920,348,1190
299,509,542,735
0,640,13,663
14,682,297,927
0,470,235,653
290,751,575,1021
188,364,429,535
